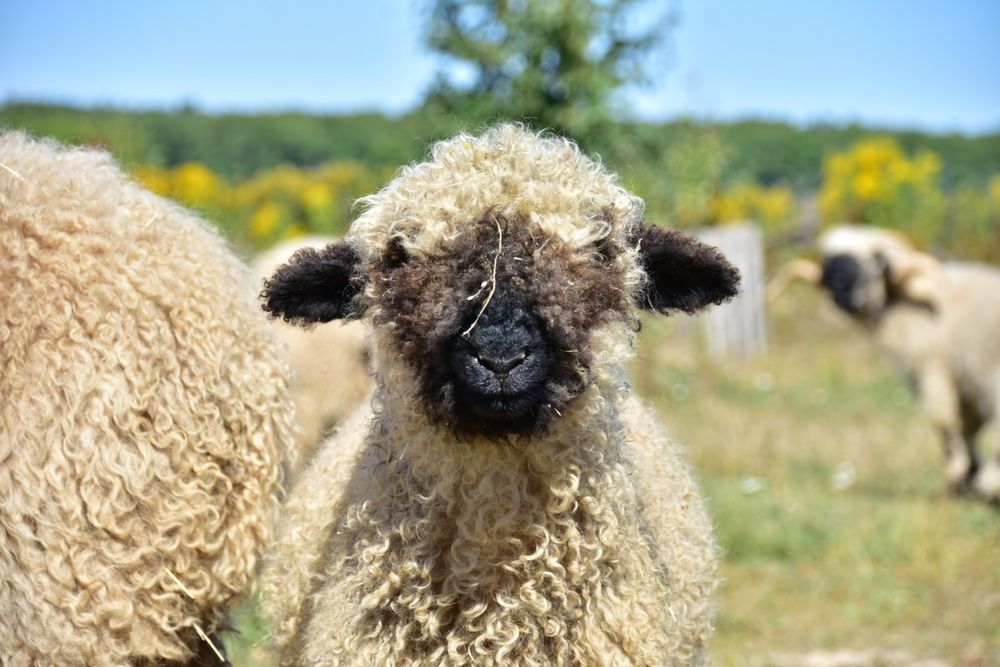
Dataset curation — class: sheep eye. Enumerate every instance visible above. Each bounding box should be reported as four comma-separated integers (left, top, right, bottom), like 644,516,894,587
382,238,411,270
593,238,619,262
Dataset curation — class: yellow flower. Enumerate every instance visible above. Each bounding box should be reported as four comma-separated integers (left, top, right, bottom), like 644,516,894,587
283,223,308,240
172,162,222,206
819,137,944,246
853,172,881,200
711,183,794,232
133,166,169,195
250,201,284,239
301,183,333,213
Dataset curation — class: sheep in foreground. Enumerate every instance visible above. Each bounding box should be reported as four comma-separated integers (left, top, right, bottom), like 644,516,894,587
253,237,373,463
259,124,739,666
782,224,1000,500
0,131,296,666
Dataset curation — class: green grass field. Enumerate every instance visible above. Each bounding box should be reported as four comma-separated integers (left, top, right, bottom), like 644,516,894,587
226,286,999,666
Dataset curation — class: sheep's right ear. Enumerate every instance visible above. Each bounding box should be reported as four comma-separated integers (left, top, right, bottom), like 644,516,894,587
261,240,363,326
632,221,741,314
879,247,942,308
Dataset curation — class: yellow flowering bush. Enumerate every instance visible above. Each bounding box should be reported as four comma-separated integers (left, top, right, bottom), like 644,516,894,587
134,160,391,251
134,163,227,209
712,182,796,234
131,147,996,262
819,137,945,246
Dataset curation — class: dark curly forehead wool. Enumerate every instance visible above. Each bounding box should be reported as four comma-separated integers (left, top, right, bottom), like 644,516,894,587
369,213,633,434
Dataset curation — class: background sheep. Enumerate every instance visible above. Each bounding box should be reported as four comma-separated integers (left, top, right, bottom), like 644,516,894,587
781,224,1000,501
0,131,296,666
259,124,739,665
252,237,373,464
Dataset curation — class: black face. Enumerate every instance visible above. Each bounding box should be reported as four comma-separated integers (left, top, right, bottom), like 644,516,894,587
447,293,557,433
364,220,620,438
261,216,741,440
821,253,864,314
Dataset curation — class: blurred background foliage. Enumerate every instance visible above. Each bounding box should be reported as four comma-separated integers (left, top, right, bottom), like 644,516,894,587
7,99,996,261
3,0,997,261
2,0,997,259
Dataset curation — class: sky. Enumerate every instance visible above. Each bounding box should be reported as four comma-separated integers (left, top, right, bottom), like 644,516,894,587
2,0,998,134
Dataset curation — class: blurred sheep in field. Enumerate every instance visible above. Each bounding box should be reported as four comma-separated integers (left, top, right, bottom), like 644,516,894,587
0,131,296,666
257,124,738,666
774,224,1000,502
253,237,373,465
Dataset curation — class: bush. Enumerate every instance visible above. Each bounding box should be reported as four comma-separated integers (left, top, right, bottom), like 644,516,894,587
134,161,392,252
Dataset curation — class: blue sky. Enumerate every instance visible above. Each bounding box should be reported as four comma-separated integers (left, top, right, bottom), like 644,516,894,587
2,1,998,133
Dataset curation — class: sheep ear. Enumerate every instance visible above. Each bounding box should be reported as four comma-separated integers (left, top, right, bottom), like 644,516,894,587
633,221,740,314
261,240,363,325
767,258,822,301
879,248,942,308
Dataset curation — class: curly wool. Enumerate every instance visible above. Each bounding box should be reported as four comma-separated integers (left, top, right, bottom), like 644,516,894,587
253,237,373,464
260,125,718,665
351,123,648,299
0,131,296,666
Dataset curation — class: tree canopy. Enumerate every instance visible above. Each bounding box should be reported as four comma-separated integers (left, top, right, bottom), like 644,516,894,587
423,0,674,139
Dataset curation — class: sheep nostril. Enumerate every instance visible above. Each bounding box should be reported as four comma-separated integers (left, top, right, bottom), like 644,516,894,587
475,349,529,376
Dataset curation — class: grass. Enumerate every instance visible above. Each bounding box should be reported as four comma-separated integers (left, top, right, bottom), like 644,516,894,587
225,286,999,666
634,286,1000,666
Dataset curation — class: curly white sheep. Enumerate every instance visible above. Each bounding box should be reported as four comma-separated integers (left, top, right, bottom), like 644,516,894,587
253,237,373,464
0,131,296,666
259,124,739,666
787,224,1000,500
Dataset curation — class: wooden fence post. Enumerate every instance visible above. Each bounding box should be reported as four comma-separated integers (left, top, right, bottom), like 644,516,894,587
696,222,767,359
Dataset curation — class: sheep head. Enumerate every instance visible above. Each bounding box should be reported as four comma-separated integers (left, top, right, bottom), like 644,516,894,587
263,125,738,436
818,225,941,320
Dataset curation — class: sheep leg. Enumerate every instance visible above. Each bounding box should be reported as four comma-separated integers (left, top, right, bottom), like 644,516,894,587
918,364,975,494
972,393,1000,503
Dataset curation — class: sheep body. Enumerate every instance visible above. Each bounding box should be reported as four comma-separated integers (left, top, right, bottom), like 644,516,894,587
0,131,295,665
253,237,373,463
260,125,735,665
263,392,717,666
816,225,1000,498
871,263,1000,495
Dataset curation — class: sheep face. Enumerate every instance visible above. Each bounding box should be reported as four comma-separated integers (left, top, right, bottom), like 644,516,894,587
366,213,634,435
820,250,889,317
818,225,933,320
264,217,738,437
263,126,740,436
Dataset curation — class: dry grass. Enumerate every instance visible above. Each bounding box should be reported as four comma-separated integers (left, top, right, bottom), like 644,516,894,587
226,285,999,666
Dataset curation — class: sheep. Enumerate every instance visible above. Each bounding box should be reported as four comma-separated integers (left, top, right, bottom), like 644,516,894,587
0,131,296,666
779,224,1000,501
258,124,740,666
252,237,373,464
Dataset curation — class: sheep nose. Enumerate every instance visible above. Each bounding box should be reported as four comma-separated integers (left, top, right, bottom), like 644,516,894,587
475,349,528,377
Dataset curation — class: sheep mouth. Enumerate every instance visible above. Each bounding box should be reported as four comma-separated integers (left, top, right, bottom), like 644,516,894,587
445,318,559,434
458,379,548,417
449,355,556,432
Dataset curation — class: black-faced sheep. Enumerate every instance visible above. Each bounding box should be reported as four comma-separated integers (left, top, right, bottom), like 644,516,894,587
253,237,373,464
784,224,1000,500
0,131,296,666
259,124,739,666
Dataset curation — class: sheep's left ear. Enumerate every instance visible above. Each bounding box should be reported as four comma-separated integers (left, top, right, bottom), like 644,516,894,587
878,247,942,309
261,240,364,326
633,221,741,314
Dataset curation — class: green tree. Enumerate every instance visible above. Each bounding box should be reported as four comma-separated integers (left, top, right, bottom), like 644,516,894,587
423,0,674,141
